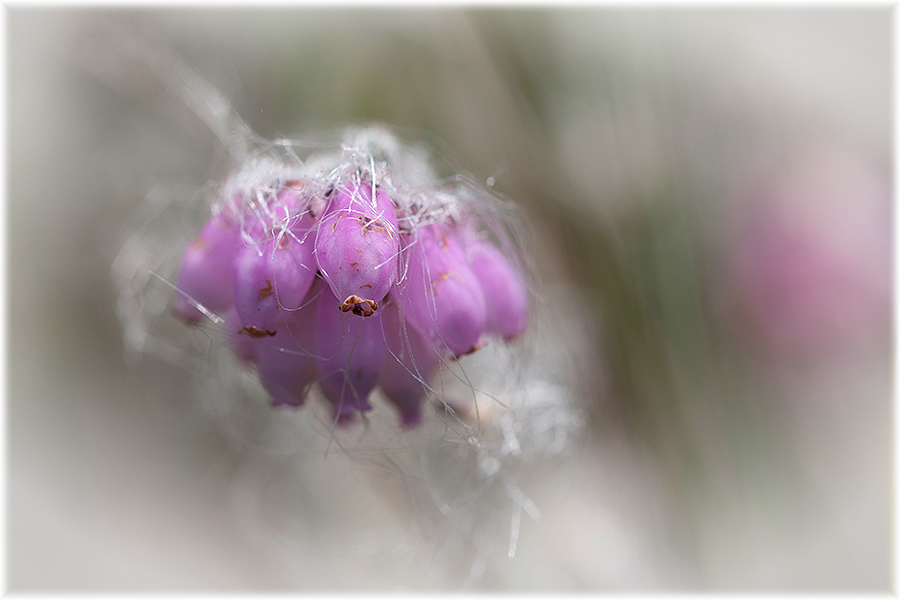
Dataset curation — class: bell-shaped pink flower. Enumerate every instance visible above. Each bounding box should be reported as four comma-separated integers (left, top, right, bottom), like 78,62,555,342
233,213,316,333
174,212,240,322
314,181,399,317
402,223,487,357
468,240,528,340
255,298,319,408
314,287,388,423
378,302,444,427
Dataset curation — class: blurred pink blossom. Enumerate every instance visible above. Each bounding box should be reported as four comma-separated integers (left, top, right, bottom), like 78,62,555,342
727,146,890,356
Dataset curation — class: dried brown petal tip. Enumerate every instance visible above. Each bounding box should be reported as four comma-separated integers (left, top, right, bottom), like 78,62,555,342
341,295,378,317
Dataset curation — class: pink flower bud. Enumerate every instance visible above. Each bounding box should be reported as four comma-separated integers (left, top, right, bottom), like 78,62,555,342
314,287,388,423
314,181,399,317
468,240,528,340
233,214,316,333
174,212,240,322
254,300,319,408
402,224,487,357
379,302,444,427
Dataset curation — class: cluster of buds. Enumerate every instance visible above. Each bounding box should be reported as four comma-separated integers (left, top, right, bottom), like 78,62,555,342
172,131,529,427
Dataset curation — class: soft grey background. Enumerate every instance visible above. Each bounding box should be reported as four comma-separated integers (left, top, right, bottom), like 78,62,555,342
8,8,892,591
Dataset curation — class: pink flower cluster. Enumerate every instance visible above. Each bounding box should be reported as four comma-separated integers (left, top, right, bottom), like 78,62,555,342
173,159,528,427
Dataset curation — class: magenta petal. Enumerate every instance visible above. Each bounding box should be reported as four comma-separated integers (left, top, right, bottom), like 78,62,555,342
379,303,443,427
255,302,319,408
402,224,487,357
233,215,317,332
175,212,240,322
468,241,528,340
314,181,399,316
314,289,387,420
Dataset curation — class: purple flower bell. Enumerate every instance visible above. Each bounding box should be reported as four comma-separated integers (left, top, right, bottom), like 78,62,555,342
314,286,388,424
232,212,317,334
379,302,444,427
254,297,319,408
315,180,399,317
402,223,487,357
174,211,241,323
467,239,529,340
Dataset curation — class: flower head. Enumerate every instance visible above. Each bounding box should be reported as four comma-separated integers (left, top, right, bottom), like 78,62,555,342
170,126,531,427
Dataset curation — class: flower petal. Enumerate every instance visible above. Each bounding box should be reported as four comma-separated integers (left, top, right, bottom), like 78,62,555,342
379,302,444,427
315,181,399,317
174,212,240,322
402,224,487,357
314,287,388,423
468,240,528,340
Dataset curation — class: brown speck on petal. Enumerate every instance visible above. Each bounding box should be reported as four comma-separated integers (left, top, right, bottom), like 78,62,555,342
258,279,275,301
238,325,277,338
430,270,464,296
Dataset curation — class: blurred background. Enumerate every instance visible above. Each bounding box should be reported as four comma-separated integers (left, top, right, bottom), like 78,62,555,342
7,7,892,591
